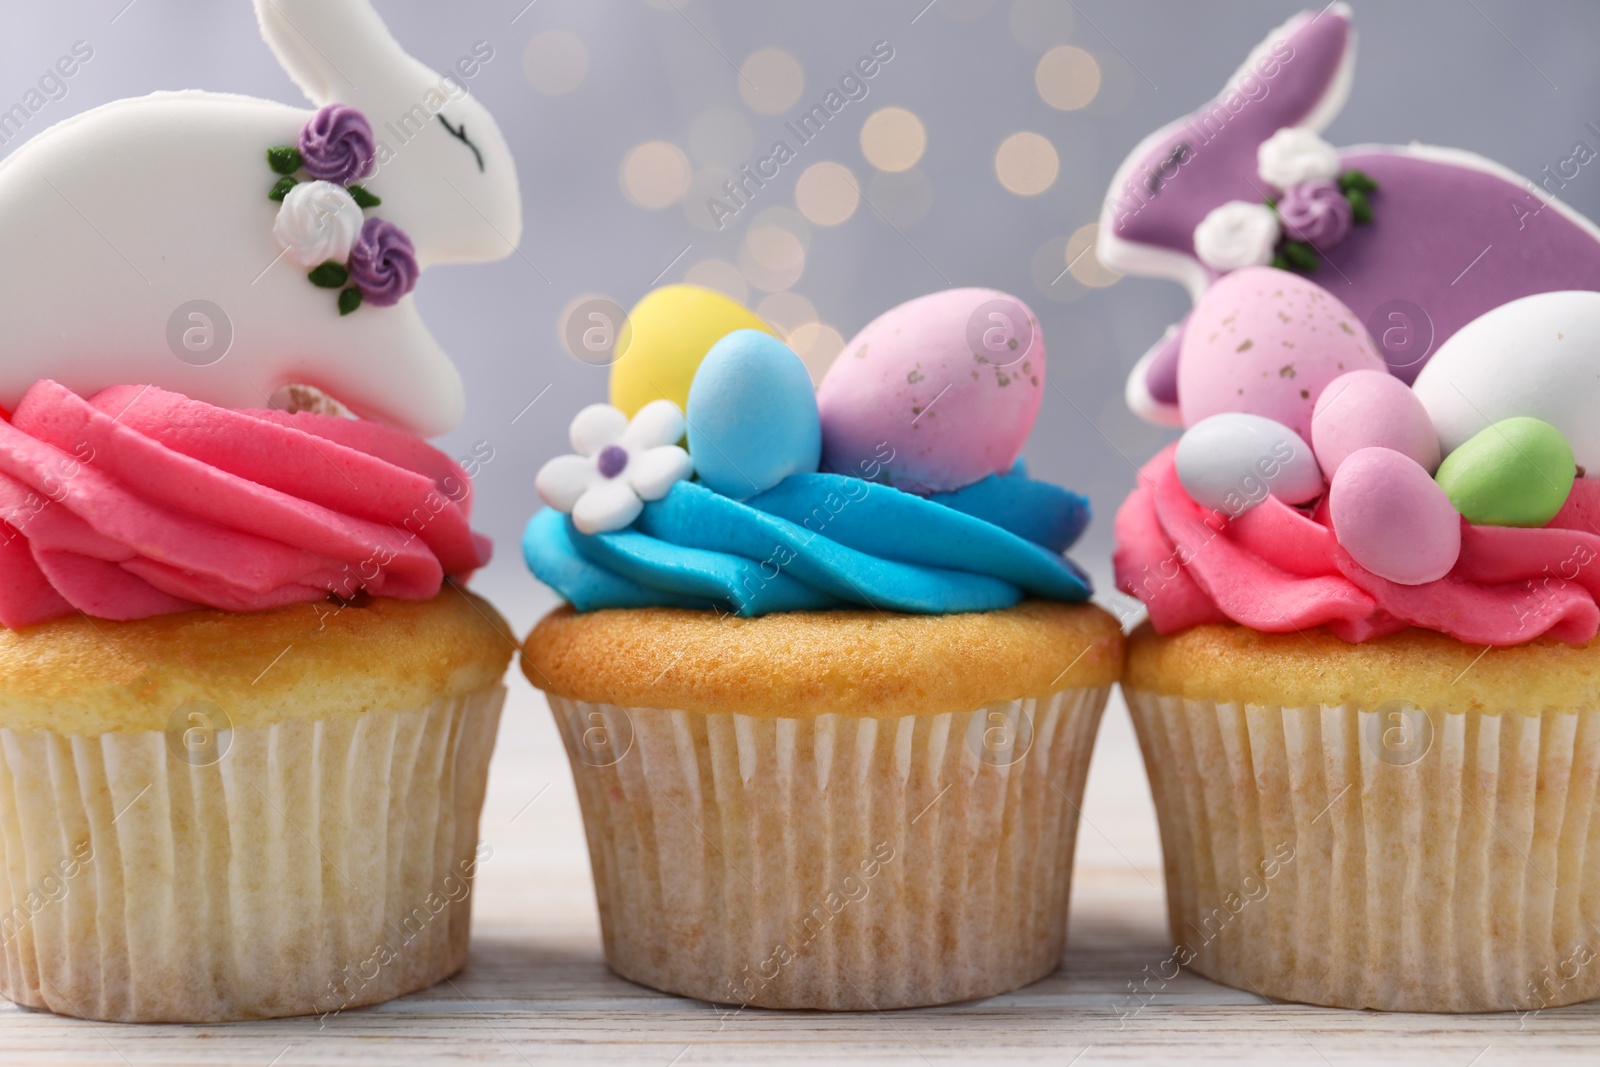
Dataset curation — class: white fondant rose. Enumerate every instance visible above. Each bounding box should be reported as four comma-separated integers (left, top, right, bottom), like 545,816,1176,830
1257,126,1341,189
273,180,362,268
1193,201,1281,272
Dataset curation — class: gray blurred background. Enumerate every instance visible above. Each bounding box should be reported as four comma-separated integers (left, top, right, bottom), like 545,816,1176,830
4,0,1600,635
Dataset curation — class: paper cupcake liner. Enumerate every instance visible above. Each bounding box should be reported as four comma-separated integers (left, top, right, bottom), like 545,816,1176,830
550,686,1110,1010
1125,690,1600,1013
0,686,504,1023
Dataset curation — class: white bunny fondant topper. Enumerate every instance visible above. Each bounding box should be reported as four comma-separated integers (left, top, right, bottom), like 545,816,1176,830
0,0,522,437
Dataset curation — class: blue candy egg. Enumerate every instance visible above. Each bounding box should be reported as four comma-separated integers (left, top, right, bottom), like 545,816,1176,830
686,329,821,498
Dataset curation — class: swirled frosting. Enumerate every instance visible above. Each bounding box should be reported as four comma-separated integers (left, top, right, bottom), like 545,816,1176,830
524,467,1092,615
0,380,487,628
1115,445,1600,645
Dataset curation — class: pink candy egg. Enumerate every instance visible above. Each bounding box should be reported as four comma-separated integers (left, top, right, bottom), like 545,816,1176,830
817,288,1044,493
1311,369,1441,477
1329,446,1461,585
1179,267,1386,442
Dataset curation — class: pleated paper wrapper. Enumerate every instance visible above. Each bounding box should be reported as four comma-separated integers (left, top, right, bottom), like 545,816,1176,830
550,686,1110,1010
1126,690,1600,1013
0,686,504,1023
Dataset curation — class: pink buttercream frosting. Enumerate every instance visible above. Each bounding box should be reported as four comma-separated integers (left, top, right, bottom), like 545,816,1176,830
0,380,489,628
1115,444,1600,646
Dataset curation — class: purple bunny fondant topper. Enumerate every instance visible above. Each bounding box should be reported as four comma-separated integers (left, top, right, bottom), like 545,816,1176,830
1097,3,1600,426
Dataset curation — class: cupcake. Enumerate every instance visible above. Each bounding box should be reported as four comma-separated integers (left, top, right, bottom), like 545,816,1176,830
0,0,522,1022
1100,5,1600,1012
522,285,1122,1009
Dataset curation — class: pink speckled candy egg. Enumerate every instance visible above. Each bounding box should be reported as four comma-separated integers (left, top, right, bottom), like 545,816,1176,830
1179,267,1385,442
1329,446,1461,585
816,288,1044,493
1311,368,1441,478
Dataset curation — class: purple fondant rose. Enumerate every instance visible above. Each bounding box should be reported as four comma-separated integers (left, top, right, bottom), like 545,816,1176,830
1277,179,1353,248
348,218,419,306
298,104,376,186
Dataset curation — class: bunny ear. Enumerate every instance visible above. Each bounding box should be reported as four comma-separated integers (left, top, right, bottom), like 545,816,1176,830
253,0,407,105
1222,3,1356,134
1098,5,1356,295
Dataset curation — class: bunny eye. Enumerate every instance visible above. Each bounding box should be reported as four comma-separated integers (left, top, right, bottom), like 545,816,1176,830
1146,142,1191,194
438,114,485,172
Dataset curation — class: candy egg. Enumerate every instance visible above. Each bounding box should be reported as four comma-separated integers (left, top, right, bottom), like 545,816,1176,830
1412,291,1600,471
1310,369,1441,477
1174,413,1323,515
1329,447,1461,585
1434,416,1575,527
686,330,820,498
1179,267,1386,441
610,284,777,418
816,288,1044,493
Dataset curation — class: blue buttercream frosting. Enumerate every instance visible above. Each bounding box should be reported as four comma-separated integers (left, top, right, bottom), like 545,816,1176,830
523,465,1092,616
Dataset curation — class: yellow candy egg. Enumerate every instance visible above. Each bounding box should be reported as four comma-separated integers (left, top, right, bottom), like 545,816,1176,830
609,284,776,417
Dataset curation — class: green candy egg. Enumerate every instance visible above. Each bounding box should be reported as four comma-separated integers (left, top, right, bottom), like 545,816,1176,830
1434,416,1576,527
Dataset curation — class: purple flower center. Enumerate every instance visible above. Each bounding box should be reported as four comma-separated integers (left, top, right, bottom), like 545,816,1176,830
597,444,629,479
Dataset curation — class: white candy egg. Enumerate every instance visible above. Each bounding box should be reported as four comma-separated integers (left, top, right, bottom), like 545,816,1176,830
1412,291,1600,470
1174,412,1324,516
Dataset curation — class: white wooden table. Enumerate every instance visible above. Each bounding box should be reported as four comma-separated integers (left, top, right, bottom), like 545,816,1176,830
6,590,1600,1065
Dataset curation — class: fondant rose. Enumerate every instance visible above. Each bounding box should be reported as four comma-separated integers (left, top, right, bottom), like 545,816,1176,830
298,104,377,185
1257,126,1341,189
1277,179,1353,248
272,180,362,268
1193,201,1280,272
348,218,419,306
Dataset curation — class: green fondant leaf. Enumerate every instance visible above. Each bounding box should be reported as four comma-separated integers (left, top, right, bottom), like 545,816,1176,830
1271,253,1291,271
347,185,382,208
268,176,298,201
267,145,302,175
338,287,363,316
1338,169,1378,195
1264,196,1278,211
309,262,350,288
1282,241,1319,273
1347,189,1374,224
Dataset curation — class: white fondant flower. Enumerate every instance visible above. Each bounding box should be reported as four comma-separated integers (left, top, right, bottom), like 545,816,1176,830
1193,200,1281,272
273,180,362,268
536,400,693,534
1257,126,1341,189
